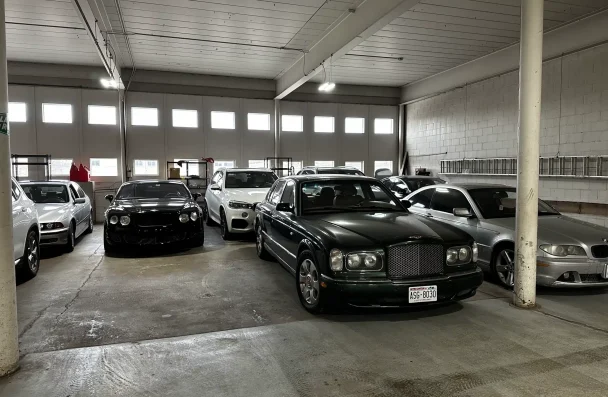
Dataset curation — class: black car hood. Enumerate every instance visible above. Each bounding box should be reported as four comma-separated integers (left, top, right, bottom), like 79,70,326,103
111,198,192,213
300,212,471,248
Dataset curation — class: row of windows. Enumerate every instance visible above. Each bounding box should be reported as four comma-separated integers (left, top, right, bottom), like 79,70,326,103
7,102,394,134
12,159,394,178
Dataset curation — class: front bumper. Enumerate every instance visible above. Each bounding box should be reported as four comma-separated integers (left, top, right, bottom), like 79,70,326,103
224,207,255,233
105,222,203,247
40,228,69,246
320,268,483,306
537,257,608,287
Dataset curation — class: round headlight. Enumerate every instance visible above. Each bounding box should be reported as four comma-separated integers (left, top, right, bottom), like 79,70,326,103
110,215,118,225
446,248,458,264
179,213,189,223
190,212,199,221
348,254,361,269
554,245,566,256
364,254,377,268
329,249,343,271
458,247,470,262
119,215,130,226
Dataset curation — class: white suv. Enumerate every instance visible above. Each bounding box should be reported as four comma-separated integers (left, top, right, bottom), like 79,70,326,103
203,168,277,239
11,178,40,278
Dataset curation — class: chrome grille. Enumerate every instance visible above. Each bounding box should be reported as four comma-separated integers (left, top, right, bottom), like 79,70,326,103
387,243,444,278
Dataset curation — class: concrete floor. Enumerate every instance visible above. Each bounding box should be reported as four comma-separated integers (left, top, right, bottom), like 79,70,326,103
1,225,608,396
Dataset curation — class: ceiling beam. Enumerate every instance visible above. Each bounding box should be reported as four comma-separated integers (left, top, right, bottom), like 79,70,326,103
274,0,420,100
71,0,124,87
401,8,608,104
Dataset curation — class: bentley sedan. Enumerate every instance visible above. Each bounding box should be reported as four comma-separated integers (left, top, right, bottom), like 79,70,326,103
254,175,483,313
104,180,204,253
405,184,608,288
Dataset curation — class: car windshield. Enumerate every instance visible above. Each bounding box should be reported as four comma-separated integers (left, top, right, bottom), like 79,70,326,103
403,178,445,192
116,183,191,199
22,185,70,203
301,180,403,214
317,168,364,175
225,172,277,189
468,188,560,219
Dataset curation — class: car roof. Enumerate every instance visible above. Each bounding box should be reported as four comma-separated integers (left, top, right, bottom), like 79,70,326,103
20,180,72,185
392,175,443,180
123,180,186,185
220,168,274,172
283,174,378,182
446,183,513,190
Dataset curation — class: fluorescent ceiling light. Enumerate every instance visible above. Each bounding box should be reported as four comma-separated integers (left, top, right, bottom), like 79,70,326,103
100,78,118,89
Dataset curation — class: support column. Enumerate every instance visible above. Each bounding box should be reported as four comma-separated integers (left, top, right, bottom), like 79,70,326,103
0,0,20,376
118,89,127,183
273,99,281,164
514,0,544,308
397,104,405,175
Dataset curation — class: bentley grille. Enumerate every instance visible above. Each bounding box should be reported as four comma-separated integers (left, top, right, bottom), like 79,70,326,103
387,243,444,278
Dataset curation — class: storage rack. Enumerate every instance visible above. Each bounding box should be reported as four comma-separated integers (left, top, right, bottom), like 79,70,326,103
166,160,210,199
440,155,608,178
11,154,51,181
265,157,294,176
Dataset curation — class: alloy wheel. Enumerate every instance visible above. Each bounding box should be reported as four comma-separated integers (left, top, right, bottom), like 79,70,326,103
256,226,263,254
27,234,39,273
496,249,515,288
299,259,320,305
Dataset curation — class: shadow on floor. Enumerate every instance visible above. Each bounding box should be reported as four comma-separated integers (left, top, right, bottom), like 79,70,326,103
321,301,464,322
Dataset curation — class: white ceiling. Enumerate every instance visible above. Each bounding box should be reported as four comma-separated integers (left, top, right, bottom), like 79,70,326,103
5,0,608,87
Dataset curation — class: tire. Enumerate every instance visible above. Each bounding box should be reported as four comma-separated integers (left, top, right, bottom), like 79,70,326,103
85,211,94,234
190,232,205,248
103,225,117,256
255,222,272,260
296,250,327,314
491,245,515,289
65,222,75,253
18,229,40,279
203,201,215,226
220,209,232,240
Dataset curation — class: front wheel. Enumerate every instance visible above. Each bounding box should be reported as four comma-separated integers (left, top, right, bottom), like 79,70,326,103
18,230,40,279
85,211,94,234
492,247,515,289
296,251,327,314
220,210,232,240
65,222,75,253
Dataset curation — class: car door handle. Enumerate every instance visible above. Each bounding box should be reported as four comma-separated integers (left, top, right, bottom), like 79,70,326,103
425,212,433,218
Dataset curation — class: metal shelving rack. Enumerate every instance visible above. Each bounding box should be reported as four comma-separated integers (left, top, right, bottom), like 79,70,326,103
11,154,51,181
265,157,294,176
166,160,210,199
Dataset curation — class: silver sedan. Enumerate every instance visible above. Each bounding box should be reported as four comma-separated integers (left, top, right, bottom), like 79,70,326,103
402,184,608,288
21,181,94,253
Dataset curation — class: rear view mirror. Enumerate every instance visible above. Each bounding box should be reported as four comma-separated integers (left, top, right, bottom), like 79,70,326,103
453,208,473,218
276,203,294,213
74,198,86,205
209,184,221,191
105,194,114,202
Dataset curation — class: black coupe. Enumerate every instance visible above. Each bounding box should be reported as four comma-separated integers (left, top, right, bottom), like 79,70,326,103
104,180,204,253
255,175,483,313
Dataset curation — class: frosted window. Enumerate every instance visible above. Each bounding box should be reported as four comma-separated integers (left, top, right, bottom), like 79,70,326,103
134,160,159,176
42,103,72,124
315,161,334,167
8,102,26,123
345,117,364,134
374,161,393,173
214,160,235,173
344,161,364,172
173,109,198,128
90,158,118,177
50,159,72,176
211,111,235,129
174,159,199,177
131,107,158,126
283,161,302,176
281,115,303,132
248,160,265,168
247,113,270,131
88,105,117,125
314,116,334,133
374,118,393,134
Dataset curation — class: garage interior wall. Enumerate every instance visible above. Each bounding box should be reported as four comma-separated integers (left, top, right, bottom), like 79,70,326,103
405,43,608,227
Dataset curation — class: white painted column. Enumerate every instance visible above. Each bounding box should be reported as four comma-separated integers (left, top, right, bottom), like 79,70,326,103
514,0,544,308
273,99,281,162
0,0,20,376
397,104,405,175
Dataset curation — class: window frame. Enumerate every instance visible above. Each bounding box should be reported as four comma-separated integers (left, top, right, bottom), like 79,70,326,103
344,117,365,134
131,107,159,127
88,105,117,125
281,115,303,132
42,103,73,124
8,102,27,123
314,116,335,133
247,113,271,131
172,109,199,128
90,158,119,177
210,111,236,130
374,118,394,135
133,159,160,176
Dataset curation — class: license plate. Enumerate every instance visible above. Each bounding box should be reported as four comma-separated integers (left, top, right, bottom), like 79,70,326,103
602,264,608,279
408,286,438,303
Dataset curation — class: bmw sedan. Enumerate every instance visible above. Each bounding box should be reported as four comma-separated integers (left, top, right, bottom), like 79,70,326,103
255,175,483,313
405,184,608,288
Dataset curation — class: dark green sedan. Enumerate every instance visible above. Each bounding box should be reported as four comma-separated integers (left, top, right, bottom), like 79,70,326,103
254,175,483,313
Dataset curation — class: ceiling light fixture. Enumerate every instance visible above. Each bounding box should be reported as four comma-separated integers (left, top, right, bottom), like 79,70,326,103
318,57,336,93
100,78,118,89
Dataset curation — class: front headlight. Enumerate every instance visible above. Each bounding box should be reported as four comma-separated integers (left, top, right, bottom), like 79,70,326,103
190,211,199,221
229,200,253,210
329,249,344,271
42,222,64,230
179,213,190,223
447,246,472,265
109,215,119,225
345,251,383,271
119,215,130,226
540,244,586,257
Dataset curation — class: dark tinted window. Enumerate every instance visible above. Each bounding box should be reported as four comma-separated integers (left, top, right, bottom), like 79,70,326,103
269,180,286,205
11,181,20,201
22,184,69,203
280,180,295,205
77,187,86,198
431,188,471,214
225,171,277,188
116,183,190,199
317,168,364,175
468,188,559,219
409,188,434,209
69,186,79,201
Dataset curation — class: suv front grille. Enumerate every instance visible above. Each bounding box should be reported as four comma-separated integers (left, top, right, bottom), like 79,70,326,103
591,245,608,258
387,243,444,279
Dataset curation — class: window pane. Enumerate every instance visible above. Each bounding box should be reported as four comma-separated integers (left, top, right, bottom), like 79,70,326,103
314,116,334,133
283,161,302,176
345,117,364,134
174,159,199,177
132,107,158,126
211,111,235,129
374,118,393,134
374,161,393,173
42,103,72,124
247,113,270,130
90,158,118,176
344,161,364,172
281,115,303,132
8,102,26,123
12,158,28,178
172,109,198,128
410,189,434,209
248,160,265,168
214,160,235,173
134,160,159,176
315,160,334,167
431,188,471,214
50,159,72,176
88,105,117,125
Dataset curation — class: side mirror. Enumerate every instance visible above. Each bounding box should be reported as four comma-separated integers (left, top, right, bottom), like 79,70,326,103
105,194,114,202
400,199,412,209
453,208,473,218
74,198,86,205
192,193,201,200
209,183,221,191
276,203,294,213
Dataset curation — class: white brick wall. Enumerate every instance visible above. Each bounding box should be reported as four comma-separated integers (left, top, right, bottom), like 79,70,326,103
406,43,608,226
